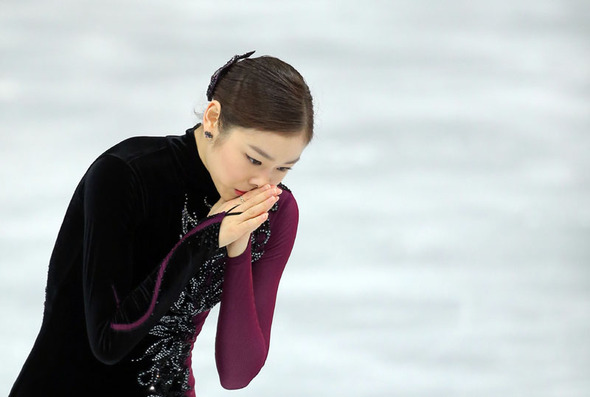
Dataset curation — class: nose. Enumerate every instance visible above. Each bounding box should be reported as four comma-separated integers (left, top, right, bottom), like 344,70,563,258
248,171,272,189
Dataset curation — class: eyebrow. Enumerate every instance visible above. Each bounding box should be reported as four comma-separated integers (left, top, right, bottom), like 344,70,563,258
248,144,300,164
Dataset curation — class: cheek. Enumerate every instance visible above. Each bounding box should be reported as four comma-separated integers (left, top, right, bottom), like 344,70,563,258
219,150,246,182
270,172,286,186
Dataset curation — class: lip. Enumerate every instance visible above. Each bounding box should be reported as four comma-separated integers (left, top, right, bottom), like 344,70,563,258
234,189,247,196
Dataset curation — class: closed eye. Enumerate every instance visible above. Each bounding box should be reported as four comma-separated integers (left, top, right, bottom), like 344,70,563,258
246,155,262,166
247,154,292,172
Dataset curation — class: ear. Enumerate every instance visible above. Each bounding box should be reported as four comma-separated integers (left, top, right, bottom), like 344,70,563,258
203,100,221,136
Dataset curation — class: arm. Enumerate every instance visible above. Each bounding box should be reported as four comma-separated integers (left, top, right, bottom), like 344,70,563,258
214,191,299,389
82,155,226,364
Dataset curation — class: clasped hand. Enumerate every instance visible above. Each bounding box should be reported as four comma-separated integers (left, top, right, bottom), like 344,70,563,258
208,185,282,257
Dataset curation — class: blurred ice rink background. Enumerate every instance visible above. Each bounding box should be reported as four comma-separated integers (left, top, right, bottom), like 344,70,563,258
1,0,589,396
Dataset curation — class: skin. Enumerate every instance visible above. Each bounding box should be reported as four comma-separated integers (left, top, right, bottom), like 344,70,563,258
195,100,308,257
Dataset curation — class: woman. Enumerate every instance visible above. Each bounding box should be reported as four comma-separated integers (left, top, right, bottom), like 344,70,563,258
9,51,314,396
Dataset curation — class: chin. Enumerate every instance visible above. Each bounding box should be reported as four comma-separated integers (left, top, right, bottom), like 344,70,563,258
220,190,237,201
212,182,232,201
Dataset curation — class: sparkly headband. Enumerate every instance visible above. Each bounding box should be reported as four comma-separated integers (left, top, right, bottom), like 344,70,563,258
206,50,256,101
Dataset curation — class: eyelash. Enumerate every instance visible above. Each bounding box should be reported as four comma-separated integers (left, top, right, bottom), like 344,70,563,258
246,155,292,172
246,155,262,166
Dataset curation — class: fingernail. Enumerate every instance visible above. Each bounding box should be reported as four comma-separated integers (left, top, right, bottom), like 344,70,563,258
277,188,283,195
264,185,271,190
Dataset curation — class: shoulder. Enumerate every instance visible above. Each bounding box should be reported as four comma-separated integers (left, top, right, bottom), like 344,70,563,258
269,184,299,226
82,136,164,198
102,135,171,165
277,183,298,210
86,134,183,181
83,155,140,201
260,184,299,251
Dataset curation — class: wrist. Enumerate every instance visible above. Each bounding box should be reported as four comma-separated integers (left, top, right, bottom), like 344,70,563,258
227,234,251,258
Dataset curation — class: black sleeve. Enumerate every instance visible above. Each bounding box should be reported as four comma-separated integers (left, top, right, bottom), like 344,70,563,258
82,155,226,365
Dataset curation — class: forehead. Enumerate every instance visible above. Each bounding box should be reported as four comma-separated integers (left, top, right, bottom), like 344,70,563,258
228,127,308,160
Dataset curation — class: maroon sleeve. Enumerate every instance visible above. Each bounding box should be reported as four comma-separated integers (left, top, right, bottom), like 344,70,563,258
214,191,299,389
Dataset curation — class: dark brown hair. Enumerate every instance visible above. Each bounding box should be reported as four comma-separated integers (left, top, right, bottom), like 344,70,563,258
209,56,314,143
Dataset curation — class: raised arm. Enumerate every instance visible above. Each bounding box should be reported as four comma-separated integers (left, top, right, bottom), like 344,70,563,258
82,155,226,364
214,191,299,389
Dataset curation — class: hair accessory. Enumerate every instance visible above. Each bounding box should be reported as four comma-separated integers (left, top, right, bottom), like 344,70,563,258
206,50,255,101
204,130,213,139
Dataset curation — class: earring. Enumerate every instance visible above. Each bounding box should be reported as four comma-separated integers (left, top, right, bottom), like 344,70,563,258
204,131,213,139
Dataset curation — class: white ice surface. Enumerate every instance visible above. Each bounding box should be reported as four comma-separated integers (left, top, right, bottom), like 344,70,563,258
1,1,589,396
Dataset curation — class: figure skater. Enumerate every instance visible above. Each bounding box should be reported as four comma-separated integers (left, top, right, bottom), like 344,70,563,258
9,50,313,396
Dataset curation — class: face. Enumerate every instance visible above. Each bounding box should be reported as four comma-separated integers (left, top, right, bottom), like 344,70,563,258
204,127,308,200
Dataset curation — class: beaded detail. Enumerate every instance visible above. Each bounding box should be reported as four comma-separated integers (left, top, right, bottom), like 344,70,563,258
133,185,287,395
180,194,200,238
133,195,226,396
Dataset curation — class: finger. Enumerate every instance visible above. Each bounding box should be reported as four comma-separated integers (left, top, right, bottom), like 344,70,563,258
223,185,270,211
227,195,274,221
238,212,269,234
220,186,263,213
219,208,269,246
241,195,279,219
225,204,242,215
240,184,271,201
241,186,280,210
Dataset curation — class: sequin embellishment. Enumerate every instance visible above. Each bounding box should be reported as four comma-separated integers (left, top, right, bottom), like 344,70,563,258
181,194,200,238
133,194,226,396
133,185,287,395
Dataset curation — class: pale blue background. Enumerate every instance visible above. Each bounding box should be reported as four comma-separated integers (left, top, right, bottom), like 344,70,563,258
1,1,589,396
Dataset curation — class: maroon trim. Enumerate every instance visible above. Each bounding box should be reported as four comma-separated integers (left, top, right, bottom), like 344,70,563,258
111,285,120,308
110,213,224,331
